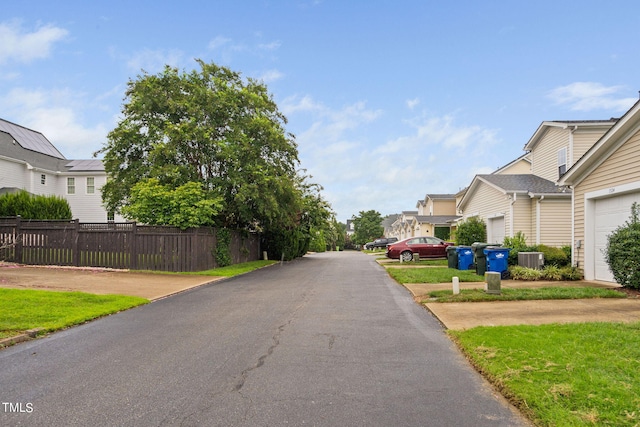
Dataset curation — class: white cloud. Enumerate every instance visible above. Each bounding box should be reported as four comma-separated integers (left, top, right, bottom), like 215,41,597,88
258,69,284,83
125,48,184,73
0,20,68,64
207,34,280,64
286,98,499,219
281,95,325,115
548,82,637,112
208,36,232,50
258,41,281,51
1,87,109,158
406,98,420,109
376,114,498,154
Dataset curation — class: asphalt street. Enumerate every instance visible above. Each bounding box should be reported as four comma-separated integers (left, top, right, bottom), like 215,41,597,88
0,251,529,426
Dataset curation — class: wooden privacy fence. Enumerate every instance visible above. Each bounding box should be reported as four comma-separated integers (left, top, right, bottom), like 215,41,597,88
0,217,260,272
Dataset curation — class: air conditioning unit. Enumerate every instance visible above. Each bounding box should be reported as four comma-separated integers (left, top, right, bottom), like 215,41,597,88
518,252,544,269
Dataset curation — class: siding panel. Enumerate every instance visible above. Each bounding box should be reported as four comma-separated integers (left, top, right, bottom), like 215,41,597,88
574,130,640,271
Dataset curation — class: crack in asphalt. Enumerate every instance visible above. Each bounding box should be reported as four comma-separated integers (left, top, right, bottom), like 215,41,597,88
232,289,313,394
233,322,287,392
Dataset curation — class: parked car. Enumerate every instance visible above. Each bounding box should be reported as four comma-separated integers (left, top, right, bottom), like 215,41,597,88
365,237,398,250
386,236,454,262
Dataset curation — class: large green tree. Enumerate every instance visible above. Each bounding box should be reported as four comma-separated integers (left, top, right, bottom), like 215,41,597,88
351,210,384,245
97,59,300,231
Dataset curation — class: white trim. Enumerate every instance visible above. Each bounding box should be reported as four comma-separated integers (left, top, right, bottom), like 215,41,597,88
583,180,640,280
570,188,576,267
535,196,543,244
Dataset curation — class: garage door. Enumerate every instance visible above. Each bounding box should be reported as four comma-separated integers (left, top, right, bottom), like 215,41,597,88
488,216,505,244
594,192,640,281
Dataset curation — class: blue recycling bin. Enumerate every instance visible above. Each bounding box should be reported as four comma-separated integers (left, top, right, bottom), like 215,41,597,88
484,247,511,278
456,246,474,270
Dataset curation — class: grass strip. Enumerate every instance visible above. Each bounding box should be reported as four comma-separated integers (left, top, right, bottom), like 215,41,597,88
0,288,148,336
387,267,484,284
187,260,278,277
450,322,640,426
425,287,626,302
136,260,278,277
381,259,449,266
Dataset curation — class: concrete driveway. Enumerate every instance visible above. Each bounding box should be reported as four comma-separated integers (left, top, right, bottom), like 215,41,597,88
0,262,222,300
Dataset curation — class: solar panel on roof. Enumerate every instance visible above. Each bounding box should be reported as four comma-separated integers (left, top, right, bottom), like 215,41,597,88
65,159,104,171
0,119,66,159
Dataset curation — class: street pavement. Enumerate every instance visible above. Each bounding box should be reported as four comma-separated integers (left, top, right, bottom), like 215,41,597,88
0,251,529,426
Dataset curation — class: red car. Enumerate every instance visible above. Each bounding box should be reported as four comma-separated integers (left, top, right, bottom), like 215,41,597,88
386,236,454,262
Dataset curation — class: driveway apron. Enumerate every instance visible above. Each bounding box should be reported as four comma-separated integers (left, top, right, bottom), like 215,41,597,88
0,251,528,426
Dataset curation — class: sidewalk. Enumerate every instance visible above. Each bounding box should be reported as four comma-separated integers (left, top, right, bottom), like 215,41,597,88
404,280,640,330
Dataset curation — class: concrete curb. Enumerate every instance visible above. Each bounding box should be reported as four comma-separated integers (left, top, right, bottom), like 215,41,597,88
0,328,43,348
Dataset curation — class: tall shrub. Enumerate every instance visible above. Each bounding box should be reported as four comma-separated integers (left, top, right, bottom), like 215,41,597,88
604,202,640,289
0,191,72,219
455,217,486,246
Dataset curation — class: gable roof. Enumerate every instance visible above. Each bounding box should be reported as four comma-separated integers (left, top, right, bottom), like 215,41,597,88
479,174,568,195
523,119,617,152
559,99,640,187
0,119,66,159
493,153,531,174
424,194,456,200
459,174,570,210
411,215,461,225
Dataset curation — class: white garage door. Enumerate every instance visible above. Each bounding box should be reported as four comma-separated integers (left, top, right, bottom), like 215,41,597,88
488,216,505,244
594,192,640,281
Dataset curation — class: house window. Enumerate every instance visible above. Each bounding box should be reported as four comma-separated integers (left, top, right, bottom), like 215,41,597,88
40,174,46,185
107,211,115,222
86,177,95,194
558,147,567,177
67,177,75,195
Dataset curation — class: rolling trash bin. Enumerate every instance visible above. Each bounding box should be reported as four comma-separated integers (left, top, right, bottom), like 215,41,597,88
484,247,512,279
471,242,499,276
446,246,458,269
455,246,474,270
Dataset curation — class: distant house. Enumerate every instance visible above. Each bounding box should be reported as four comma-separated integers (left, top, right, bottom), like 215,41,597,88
0,118,123,222
559,100,640,282
411,194,460,239
381,214,398,237
390,211,418,240
457,119,616,246
345,219,355,236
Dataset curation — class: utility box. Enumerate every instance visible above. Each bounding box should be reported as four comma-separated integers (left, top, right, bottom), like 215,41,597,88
485,271,501,295
518,252,544,269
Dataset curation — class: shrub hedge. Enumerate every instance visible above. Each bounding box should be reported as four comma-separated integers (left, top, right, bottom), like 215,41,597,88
0,190,72,220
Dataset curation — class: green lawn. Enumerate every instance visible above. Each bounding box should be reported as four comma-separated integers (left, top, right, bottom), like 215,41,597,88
387,266,485,283
0,288,148,339
188,260,278,276
425,287,626,302
450,322,640,426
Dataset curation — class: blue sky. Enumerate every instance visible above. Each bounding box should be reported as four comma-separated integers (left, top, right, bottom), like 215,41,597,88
2,1,639,222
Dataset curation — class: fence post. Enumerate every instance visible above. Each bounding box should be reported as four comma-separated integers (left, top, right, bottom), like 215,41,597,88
14,215,22,263
73,219,80,266
130,222,138,270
